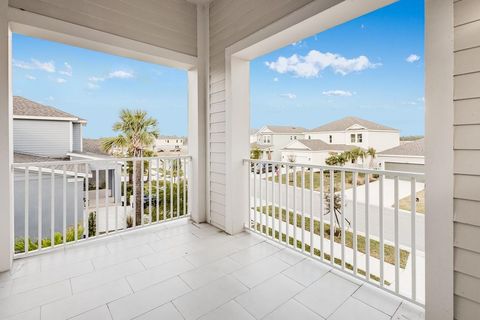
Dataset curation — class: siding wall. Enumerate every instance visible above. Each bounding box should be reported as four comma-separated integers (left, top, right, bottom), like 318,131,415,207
9,0,197,56
208,0,313,229
453,0,480,318
72,123,82,152
13,119,71,157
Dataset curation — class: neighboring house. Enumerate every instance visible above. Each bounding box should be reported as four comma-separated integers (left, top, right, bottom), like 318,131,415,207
13,96,86,157
250,128,258,143
255,125,306,160
306,116,400,152
377,138,425,174
155,135,187,153
12,97,119,239
280,139,359,165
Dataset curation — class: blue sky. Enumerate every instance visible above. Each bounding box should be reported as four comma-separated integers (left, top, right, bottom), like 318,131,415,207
251,0,425,136
13,0,424,138
12,34,188,138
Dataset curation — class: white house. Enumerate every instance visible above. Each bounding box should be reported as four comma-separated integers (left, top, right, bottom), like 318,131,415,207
254,125,306,160
306,116,400,152
377,138,425,173
155,135,187,153
280,139,359,165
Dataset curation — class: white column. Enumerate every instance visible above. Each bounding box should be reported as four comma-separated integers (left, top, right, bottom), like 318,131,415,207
0,0,13,272
187,3,208,223
225,54,250,235
425,0,454,319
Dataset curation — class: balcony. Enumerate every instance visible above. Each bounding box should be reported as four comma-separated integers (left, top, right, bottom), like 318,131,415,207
0,157,425,319
0,219,424,320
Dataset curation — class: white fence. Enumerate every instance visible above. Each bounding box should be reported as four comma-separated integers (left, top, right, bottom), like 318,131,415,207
245,159,425,305
12,156,191,257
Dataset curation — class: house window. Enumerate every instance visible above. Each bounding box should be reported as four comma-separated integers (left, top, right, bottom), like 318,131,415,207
350,134,356,143
357,134,363,143
308,135,311,140
329,135,332,143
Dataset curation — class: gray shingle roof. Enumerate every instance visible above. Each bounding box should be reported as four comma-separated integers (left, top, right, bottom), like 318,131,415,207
283,139,359,152
83,138,110,155
379,138,424,156
309,116,397,132
263,125,306,134
13,96,85,122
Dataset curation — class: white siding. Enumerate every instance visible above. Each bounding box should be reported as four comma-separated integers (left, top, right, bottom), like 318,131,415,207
9,0,197,56
13,119,71,157
453,1,480,318
72,123,82,152
208,0,313,228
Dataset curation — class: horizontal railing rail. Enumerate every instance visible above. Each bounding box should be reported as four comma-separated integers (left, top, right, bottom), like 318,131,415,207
12,156,191,258
245,159,425,306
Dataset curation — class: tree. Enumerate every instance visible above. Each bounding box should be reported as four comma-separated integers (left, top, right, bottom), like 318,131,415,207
324,192,351,236
101,109,159,226
367,147,376,168
250,147,261,160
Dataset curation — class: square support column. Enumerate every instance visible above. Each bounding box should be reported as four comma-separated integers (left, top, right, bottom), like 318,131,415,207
187,4,209,224
0,0,13,272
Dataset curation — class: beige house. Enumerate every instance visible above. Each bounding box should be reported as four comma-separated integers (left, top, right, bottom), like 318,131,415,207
377,138,425,173
254,125,306,160
306,116,400,152
280,139,358,165
0,1,476,320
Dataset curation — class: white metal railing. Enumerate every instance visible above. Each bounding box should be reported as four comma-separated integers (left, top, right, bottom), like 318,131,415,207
245,159,425,305
12,155,191,257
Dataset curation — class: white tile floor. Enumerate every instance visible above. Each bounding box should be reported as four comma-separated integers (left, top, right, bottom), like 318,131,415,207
0,219,425,320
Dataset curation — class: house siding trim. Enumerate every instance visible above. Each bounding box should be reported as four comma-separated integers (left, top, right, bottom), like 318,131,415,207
425,1,454,319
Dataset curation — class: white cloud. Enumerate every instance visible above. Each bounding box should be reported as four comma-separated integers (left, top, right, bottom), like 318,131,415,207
87,82,99,89
322,90,354,97
418,96,425,102
59,62,72,76
291,41,302,46
26,75,36,80
273,77,279,82
87,70,134,88
280,93,297,99
406,54,421,63
13,59,56,73
56,78,67,84
88,76,105,82
266,50,380,78
108,70,134,79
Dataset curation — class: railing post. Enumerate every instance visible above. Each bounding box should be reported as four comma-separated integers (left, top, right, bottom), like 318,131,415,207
0,0,13,271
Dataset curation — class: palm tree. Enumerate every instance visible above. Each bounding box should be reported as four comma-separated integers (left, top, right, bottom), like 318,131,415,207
101,109,159,226
367,147,376,168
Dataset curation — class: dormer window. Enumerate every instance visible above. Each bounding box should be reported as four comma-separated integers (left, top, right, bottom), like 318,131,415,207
350,134,356,143
329,135,332,143
357,134,363,143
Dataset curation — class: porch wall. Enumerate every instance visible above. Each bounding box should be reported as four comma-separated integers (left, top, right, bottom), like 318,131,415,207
452,0,480,318
8,0,198,56
207,0,313,230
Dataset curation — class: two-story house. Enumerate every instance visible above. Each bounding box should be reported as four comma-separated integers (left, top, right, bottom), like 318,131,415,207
306,116,400,152
12,96,119,239
155,135,187,153
253,125,306,160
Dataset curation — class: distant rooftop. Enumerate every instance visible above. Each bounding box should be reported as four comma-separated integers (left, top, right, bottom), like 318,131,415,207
82,138,110,156
284,139,359,152
309,116,397,132
261,125,307,134
380,138,424,156
13,96,86,123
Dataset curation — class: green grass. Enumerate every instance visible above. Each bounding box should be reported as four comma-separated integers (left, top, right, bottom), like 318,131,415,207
256,205,409,269
254,224,391,285
270,171,378,192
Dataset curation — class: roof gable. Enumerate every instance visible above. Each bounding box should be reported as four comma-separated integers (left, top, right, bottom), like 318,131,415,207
13,96,85,123
309,116,397,132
